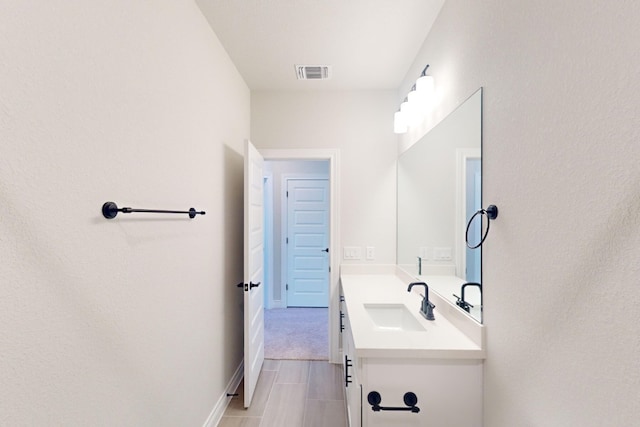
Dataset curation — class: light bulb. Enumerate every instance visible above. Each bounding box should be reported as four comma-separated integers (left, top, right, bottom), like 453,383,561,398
407,89,427,120
401,96,420,127
394,111,407,134
416,75,435,95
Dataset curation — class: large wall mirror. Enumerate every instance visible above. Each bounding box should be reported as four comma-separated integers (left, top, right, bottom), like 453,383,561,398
397,88,483,322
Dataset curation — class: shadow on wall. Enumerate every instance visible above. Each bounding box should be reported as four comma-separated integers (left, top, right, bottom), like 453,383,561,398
222,144,245,351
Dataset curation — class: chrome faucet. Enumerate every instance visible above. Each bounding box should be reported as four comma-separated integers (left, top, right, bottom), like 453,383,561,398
407,282,435,321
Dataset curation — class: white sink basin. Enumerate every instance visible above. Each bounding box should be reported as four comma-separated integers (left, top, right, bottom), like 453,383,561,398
364,303,425,332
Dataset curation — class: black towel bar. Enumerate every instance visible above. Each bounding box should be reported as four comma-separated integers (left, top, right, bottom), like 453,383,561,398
367,391,420,413
102,201,205,219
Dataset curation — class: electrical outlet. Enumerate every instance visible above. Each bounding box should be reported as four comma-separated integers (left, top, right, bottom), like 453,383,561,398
366,246,375,260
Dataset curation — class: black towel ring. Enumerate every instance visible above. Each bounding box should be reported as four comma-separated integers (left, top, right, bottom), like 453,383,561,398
465,205,498,249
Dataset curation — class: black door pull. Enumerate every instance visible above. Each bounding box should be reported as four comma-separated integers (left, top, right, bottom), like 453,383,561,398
250,282,261,289
344,356,353,387
322,248,329,253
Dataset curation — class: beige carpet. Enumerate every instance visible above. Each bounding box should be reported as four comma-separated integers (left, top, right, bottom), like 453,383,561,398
264,307,328,360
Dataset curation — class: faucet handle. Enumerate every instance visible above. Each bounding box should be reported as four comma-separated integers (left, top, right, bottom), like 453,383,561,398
419,294,435,306
453,294,473,312
423,299,436,321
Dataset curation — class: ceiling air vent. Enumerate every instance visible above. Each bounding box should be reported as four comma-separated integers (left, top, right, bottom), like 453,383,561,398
295,65,332,80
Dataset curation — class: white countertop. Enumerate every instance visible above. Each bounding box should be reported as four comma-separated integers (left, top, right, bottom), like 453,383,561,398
340,265,485,360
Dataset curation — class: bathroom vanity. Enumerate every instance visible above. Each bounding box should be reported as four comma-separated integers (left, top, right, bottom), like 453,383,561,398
338,86,486,426
340,265,484,427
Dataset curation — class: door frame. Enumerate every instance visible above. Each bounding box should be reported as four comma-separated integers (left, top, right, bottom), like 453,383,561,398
263,173,274,310
280,174,330,308
455,148,481,280
260,148,341,364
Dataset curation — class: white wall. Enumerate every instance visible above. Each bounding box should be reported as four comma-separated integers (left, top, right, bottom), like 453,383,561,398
400,1,640,425
0,1,249,425
252,91,398,265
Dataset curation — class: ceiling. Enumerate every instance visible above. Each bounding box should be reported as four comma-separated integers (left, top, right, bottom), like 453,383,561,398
195,0,445,91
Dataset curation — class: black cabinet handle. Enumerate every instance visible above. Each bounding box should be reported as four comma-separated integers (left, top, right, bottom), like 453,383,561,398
249,282,261,289
344,356,353,387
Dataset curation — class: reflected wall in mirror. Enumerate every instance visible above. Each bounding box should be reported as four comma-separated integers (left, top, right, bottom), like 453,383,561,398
397,88,483,322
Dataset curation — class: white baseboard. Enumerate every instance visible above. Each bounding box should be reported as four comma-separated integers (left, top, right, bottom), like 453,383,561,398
202,360,244,427
270,300,286,309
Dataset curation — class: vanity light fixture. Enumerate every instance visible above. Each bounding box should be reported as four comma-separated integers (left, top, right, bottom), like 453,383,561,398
416,73,435,98
394,108,408,133
394,64,434,134
403,90,422,127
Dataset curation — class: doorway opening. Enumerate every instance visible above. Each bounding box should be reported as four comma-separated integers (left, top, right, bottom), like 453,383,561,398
263,161,330,308
464,157,481,283
260,149,340,363
455,148,481,283
262,160,330,360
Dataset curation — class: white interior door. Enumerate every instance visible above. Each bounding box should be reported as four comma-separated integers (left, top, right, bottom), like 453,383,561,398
243,140,264,407
286,179,329,307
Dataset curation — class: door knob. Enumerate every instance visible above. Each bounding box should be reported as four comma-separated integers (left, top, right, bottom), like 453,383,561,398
249,281,261,289
321,248,329,253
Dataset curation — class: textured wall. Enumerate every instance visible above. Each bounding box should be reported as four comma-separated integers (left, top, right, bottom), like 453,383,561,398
251,91,399,265
0,1,249,425
399,1,640,425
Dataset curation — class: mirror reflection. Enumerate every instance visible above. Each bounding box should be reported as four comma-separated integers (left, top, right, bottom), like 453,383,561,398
397,88,483,322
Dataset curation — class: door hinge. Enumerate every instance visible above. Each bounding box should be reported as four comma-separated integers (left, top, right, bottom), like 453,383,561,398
286,237,289,244
286,284,289,290
286,191,289,197
329,266,331,273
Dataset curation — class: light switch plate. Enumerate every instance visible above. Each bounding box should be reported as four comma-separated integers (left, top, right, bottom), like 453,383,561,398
343,246,362,260
434,247,452,261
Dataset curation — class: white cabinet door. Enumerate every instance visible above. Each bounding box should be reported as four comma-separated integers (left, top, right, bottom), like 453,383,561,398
343,308,361,427
361,358,483,427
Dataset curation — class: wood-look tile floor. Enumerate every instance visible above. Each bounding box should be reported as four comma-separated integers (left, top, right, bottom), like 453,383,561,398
219,359,347,427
